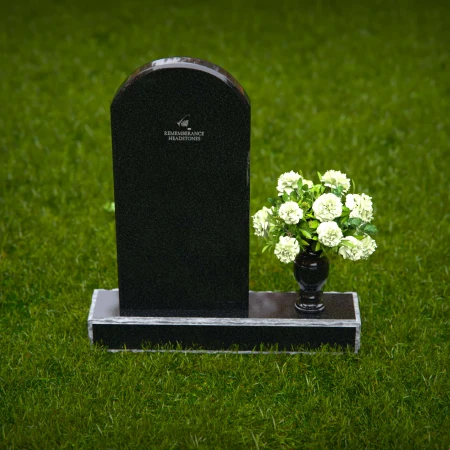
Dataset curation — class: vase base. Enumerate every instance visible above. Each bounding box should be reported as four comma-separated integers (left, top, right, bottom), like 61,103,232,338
295,303,325,314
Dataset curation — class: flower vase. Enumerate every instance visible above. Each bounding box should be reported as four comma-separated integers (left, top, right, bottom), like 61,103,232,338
294,249,329,314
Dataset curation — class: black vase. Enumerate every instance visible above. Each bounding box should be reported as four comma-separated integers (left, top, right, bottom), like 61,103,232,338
294,250,329,314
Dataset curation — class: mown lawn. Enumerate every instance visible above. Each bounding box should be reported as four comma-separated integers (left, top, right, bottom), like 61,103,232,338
1,0,449,448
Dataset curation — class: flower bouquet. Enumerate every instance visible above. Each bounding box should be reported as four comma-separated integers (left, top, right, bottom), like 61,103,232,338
253,170,377,313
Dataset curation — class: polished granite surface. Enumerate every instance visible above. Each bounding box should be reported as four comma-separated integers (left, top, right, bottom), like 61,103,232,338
111,58,250,317
88,290,360,352
91,290,355,320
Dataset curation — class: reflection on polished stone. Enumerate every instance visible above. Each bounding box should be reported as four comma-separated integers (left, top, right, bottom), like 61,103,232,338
92,290,356,320
249,291,355,320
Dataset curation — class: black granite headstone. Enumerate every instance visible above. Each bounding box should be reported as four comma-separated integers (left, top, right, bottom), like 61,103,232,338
110,58,250,317
88,57,362,354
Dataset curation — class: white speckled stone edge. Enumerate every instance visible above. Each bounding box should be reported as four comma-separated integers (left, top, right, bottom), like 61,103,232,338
88,289,361,354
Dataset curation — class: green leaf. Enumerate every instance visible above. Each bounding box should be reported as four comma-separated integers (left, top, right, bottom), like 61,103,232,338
348,217,363,227
282,193,289,202
317,171,322,181
300,239,309,246
308,220,319,229
103,202,115,212
363,224,378,235
332,186,344,197
262,245,270,253
341,239,356,248
269,224,280,234
300,229,312,239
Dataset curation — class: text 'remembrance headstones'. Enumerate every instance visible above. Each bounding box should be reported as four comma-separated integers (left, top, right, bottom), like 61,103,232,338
111,57,250,317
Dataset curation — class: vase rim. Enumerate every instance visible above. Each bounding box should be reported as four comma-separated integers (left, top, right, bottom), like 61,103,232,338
294,249,329,262
298,249,324,256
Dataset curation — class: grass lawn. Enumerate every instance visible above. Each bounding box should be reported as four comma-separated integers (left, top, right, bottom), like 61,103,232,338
1,0,449,448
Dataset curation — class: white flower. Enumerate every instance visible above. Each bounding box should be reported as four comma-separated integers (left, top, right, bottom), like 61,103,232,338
274,236,300,263
345,194,356,210
321,170,351,193
338,236,363,261
302,179,314,189
312,193,343,222
360,235,377,259
279,201,303,224
277,171,302,195
317,221,343,247
252,207,273,237
347,193,373,222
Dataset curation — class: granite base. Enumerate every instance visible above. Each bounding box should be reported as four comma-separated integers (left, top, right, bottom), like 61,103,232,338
88,290,361,353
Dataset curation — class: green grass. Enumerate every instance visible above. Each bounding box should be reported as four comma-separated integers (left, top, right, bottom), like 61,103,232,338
1,0,449,448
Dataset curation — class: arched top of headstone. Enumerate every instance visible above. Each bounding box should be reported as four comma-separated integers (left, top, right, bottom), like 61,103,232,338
112,57,250,107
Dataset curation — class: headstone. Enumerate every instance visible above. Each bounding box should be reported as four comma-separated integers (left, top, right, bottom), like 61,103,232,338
110,57,250,317
88,57,362,353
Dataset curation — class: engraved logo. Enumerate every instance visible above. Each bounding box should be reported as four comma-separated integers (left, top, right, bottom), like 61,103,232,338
177,115,191,130
164,114,205,141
